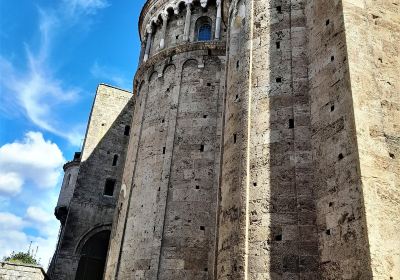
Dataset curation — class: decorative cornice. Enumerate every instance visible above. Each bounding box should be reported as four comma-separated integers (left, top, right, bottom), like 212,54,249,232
134,40,226,81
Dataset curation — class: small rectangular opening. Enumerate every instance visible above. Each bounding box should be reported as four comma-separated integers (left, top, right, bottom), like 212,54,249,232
330,105,335,112
124,125,131,136
195,185,200,190
289,119,294,129
200,145,204,152
331,55,335,61
208,50,212,56
276,41,281,49
236,60,240,69
163,147,166,154
207,82,211,86
276,77,282,83
338,153,344,160
203,115,208,119
104,179,116,196
200,226,205,231
276,6,282,13
326,19,330,26
233,134,237,144
275,234,282,241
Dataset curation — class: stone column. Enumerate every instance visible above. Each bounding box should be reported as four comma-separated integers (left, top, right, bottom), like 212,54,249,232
159,13,169,49
215,0,222,39
183,1,192,42
139,40,146,64
143,25,153,62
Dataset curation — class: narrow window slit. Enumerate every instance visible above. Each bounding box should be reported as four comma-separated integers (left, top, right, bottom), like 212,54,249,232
112,154,118,166
289,119,294,129
124,125,131,136
200,145,205,152
163,147,166,154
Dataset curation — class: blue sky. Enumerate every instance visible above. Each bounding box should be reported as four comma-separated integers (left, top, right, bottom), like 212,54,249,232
0,0,146,267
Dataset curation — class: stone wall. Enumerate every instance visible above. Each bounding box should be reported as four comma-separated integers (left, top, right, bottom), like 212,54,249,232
49,84,133,280
216,0,319,279
341,1,400,278
104,46,226,280
0,262,48,280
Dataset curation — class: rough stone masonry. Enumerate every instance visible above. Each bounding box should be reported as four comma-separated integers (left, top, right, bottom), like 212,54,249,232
50,0,399,279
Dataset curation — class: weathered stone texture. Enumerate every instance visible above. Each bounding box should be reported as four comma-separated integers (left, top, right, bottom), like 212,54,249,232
49,85,133,280
341,1,400,278
52,0,399,279
0,262,48,280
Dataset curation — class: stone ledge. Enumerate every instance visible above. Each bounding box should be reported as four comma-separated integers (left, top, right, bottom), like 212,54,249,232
135,40,226,82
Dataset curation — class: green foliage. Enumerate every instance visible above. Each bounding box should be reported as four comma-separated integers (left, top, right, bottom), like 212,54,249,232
3,251,39,265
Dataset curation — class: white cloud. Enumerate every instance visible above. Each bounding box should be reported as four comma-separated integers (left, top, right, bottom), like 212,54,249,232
91,61,132,90
0,0,110,147
0,211,59,268
63,0,110,15
0,132,65,194
26,206,53,224
0,172,23,196
0,212,25,230
0,53,83,146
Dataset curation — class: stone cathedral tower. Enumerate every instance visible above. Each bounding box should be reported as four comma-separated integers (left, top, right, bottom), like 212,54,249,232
51,0,399,279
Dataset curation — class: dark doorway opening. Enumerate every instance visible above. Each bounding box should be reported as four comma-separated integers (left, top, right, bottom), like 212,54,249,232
75,230,111,280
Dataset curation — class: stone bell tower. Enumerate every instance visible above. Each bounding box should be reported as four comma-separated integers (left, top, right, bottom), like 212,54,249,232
104,0,227,279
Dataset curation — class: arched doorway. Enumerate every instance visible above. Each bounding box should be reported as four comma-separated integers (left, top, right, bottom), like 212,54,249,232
75,230,110,280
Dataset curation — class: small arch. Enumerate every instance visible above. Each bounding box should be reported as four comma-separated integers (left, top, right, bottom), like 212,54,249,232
136,81,145,97
195,16,212,41
75,224,112,255
149,71,159,82
182,58,200,70
163,64,176,76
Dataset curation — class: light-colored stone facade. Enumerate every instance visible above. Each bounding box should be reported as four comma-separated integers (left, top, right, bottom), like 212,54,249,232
0,262,48,280
51,0,399,279
48,84,133,279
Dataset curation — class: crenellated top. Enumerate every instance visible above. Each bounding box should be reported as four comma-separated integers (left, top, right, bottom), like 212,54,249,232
138,0,226,65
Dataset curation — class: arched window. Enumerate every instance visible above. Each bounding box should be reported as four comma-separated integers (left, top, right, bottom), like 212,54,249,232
198,24,212,41
196,17,212,41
